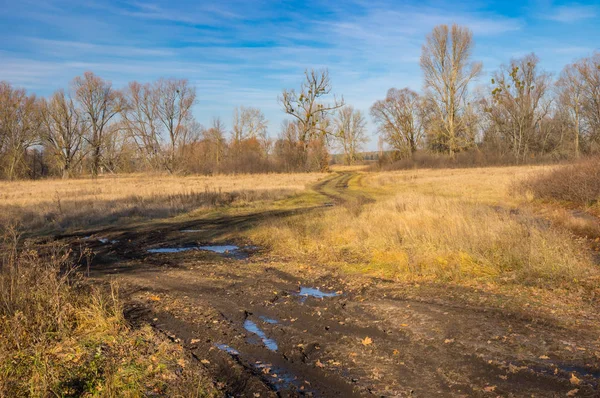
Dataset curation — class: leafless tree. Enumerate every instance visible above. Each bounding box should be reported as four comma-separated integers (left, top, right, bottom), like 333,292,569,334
40,90,86,178
486,54,553,161
203,117,227,171
371,88,424,158
279,69,344,168
72,72,123,176
122,81,163,170
334,106,367,165
232,106,268,144
420,24,482,156
154,78,196,172
556,62,586,157
577,53,600,147
0,82,40,179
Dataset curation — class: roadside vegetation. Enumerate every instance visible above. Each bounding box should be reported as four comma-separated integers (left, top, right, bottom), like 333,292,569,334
0,229,216,397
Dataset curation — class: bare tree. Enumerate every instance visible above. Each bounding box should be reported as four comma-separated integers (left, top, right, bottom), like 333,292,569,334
122,81,163,170
577,53,600,147
486,53,553,161
40,90,86,178
279,69,344,168
232,106,268,144
154,78,196,173
420,24,482,156
0,82,40,179
72,72,123,176
203,117,227,171
333,105,367,165
371,88,424,158
556,62,586,157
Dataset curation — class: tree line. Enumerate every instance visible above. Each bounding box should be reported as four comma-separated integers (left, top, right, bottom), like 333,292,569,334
0,67,367,179
372,24,600,164
1,24,599,179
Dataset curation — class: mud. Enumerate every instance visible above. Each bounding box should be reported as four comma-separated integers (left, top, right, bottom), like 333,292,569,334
60,173,600,397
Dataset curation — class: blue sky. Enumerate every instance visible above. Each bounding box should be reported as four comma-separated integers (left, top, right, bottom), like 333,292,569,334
1,0,599,150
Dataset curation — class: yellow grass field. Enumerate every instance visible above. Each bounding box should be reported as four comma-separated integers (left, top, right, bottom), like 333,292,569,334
0,172,327,232
250,165,599,287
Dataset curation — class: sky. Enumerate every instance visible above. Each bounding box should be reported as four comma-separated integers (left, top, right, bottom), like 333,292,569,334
1,0,599,150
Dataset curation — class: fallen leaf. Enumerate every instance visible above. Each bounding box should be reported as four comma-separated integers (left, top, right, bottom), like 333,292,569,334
190,339,200,344
444,338,455,344
570,373,581,385
200,359,210,365
177,358,186,368
400,323,408,327
392,349,400,355
361,336,373,346
315,360,324,368
567,389,579,396
539,355,550,359
149,295,161,301
483,385,496,392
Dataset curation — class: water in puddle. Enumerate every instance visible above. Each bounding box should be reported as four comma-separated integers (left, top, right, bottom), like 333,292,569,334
244,320,278,351
528,363,600,387
559,364,600,379
180,229,203,233
299,287,339,299
199,245,239,254
253,362,312,393
259,316,278,324
147,245,240,254
214,343,240,356
147,247,197,254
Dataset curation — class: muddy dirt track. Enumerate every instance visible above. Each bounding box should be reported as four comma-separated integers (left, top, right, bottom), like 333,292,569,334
62,173,600,397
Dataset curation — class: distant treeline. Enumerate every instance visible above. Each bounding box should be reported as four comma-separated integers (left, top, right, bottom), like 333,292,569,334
1,23,599,179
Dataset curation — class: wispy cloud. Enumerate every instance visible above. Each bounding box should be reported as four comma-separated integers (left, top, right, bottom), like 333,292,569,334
541,4,597,23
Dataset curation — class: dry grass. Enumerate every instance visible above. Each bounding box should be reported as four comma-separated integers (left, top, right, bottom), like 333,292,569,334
249,166,598,287
0,230,216,397
0,172,326,233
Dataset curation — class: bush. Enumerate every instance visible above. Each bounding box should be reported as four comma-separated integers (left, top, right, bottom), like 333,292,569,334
520,157,600,206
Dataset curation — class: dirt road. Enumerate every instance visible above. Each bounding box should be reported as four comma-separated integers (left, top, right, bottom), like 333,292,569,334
66,172,600,397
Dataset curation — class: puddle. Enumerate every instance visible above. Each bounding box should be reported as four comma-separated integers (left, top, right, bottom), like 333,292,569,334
244,320,278,351
199,245,239,254
147,247,198,254
146,244,256,259
214,343,240,356
299,287,339,299
98,238,109,244
180,229,203,233
254,362,312,393
259,316,278,324
559,364,600,379
528,363,600,387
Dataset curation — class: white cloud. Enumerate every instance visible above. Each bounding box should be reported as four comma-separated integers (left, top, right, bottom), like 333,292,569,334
542,4,597,23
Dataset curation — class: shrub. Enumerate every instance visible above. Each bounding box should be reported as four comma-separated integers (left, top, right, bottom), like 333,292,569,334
519,157,600,206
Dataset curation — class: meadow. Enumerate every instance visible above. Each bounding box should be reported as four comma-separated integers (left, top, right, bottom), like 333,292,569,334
2,162,600,396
